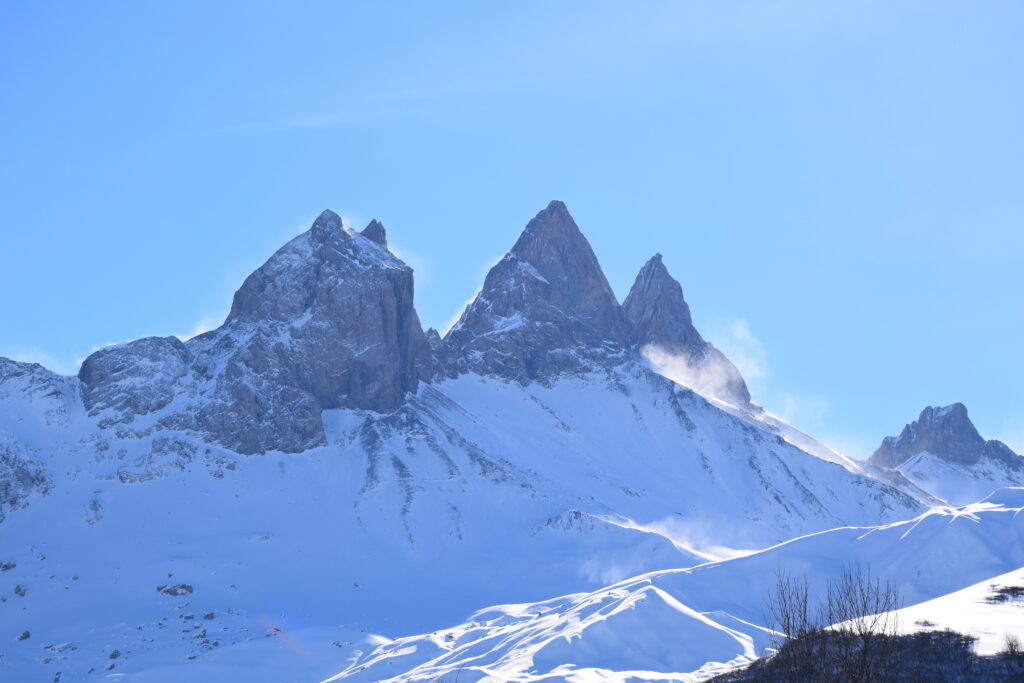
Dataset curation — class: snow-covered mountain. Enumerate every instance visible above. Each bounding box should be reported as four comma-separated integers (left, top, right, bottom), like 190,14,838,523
0,201,992,682
868,403,1024,504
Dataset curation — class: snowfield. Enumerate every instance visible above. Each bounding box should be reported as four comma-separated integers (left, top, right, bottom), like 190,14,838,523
1,361,931,682
894,449,1024,506
896,565,1024,655
326,489,1024,682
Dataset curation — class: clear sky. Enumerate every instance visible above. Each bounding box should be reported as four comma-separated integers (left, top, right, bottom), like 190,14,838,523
2,1,1022,458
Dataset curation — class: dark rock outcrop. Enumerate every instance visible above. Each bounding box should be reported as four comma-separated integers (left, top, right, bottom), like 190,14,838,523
443,202,751,405
445,201,631,382
360,219,387,246
0,443,52,523
623,254,751,405
424,328,457,380
869,403,1021,469
77,210,431,454
79,337,191,423
218,210,427,414
72,201,753,452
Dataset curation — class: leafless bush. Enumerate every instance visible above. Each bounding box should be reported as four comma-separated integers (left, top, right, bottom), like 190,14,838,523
825,564,901,681
762,564,901,683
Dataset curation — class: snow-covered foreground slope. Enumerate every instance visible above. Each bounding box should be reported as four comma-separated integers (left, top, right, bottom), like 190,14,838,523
327,489,1024,683
0,360,924,682
896,565,1024,655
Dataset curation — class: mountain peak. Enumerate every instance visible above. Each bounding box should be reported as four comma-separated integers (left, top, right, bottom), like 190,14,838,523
445,201,630,381
361,219,387,246
624,254,695,337
309,209,346,242
80,210,430,454
511,200,574,246
624,255,751,406
870,403,1014,469
507,201,622,315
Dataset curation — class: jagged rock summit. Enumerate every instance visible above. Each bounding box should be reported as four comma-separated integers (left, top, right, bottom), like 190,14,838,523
79,210,431,454
71,201,754,453
623,253,751,405
360,218,387,245
442,201,750,406
869,403,1024,504
870,403,1019,469
444,200,631,381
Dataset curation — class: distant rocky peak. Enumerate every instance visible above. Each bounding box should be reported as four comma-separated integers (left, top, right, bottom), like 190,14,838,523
624,254,751,406
509,200,581,261
309,208,345,241
506,201,621,316
870,403,1018,469
225,210,404,326
623,254,696,349
79,209,431,454
444,201,631,382
918,403,976,436
361,219,387,246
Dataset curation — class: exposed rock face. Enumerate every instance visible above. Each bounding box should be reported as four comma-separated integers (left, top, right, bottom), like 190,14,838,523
623,254,751,406
869,403,1021,469
69,201,753,452
219,210,427,414
79,337,191,424
0,443,52,523
0,360,75,520
445,201,631,382
0,358,79,428
444,203,751,405
360,219,387,246
76,211,431,454
424,328,457,380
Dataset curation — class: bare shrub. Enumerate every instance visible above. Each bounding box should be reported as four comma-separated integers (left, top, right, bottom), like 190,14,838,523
761,564,901,683
824,564,901,681
1004,633,1022,656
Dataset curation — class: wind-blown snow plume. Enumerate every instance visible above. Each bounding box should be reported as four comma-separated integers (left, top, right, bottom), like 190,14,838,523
642,343,746,406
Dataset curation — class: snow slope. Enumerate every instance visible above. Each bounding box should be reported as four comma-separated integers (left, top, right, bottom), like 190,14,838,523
326,489,1024,682
895,449,1024,506
897,565,1024,655
0,204,988,683
0,359,926,682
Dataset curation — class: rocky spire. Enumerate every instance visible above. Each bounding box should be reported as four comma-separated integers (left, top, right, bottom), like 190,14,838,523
623,254,699,352
445,201,630,382
623,254,751,406
869,403,1019,469
361,219,387,246
79,210,431,454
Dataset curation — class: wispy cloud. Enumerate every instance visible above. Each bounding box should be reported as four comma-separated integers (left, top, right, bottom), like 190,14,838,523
642,344,746,406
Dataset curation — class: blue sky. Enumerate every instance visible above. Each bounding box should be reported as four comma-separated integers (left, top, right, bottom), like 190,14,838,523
2,1,1022,458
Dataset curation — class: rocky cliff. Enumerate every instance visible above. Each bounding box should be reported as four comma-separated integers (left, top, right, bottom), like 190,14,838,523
78,210,431,454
